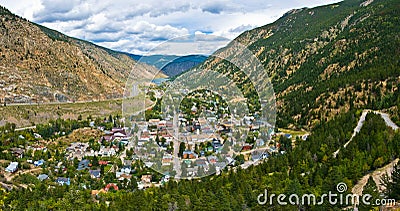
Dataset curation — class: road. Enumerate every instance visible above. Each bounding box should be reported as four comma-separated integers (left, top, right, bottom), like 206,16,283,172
333,109,399,158
15,125,36,131
351,158,399,204
172,111,182,179
4,98,123,107
4,167,42,182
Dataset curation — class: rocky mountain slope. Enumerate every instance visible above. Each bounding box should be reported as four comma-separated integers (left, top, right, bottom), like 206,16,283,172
197,0,400,129
0,6,161,103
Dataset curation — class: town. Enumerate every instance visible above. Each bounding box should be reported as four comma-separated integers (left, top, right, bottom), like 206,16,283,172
0,85,308,197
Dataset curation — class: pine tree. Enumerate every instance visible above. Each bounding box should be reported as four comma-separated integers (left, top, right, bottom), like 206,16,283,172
381,163,400,200
359,176,381,211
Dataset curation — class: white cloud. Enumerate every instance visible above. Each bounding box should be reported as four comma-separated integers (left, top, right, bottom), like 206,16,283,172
0,0,343,55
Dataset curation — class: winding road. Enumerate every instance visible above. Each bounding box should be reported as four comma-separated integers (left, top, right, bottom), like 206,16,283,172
333,110,399,158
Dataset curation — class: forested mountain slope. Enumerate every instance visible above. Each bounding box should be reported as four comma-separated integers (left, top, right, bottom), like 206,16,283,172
198,0,400,129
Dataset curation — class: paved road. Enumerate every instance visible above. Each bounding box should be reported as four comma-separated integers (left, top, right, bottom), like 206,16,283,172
172,111,182,179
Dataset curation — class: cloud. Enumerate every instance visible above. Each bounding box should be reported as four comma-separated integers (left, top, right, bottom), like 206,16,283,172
1,0,343,55
201,2,226,14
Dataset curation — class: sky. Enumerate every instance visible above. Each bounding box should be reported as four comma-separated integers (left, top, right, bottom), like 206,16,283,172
1,0,342,55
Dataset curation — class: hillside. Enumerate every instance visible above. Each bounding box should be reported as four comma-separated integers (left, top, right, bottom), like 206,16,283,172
160,55,207,77
0,6,161,103
197,0,400,129
127,54,179,70
127,54,207,77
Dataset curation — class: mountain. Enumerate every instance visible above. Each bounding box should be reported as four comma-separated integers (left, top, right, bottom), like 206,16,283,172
127,54,207,77
161,55,207,77
196,0,400,129
126,54,179,70
0,6,161,103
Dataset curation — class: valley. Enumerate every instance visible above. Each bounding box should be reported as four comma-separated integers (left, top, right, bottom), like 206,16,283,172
0,0,400,210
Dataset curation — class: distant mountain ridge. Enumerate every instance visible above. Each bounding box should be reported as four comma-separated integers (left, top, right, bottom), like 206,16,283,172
0,5,161,103
126,54,207,77
161,55,207,77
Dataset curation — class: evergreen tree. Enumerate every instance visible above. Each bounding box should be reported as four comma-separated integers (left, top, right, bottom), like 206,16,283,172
382,163,400,200
359,176,381,211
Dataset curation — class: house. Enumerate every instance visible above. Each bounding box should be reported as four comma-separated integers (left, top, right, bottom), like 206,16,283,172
251,152,263,161
99,147,116,157
102,135,113,142
162,154,173,166
56,177,70,186
123,159,132,166
241,145,253,152
5,162,18,173
119,138,129,145
113,132,127,139
91,189,106,196
10,148,24,158
226,156,235,166
195,159,208,167
121,166,131,174
284,134,292,139
211,139,223,152
89,170,101,179
99,160,108,165
37,174,49,181
141,175,152,183
256,139,265,147
215,162,227,170
33,133,42,139
183,151,198,159
105,183,119,191
186,167,198,176
34,159,45,167
161,175,170,184
77,159,90,170
118,174,132,181
207,155,217,164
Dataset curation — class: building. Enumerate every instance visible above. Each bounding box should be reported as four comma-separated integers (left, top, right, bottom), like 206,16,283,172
162,154,173,165
89,170,101,179
56,177,70,186
34,159,45,167
5,162,18,173
183,151,198,159
77,159,90,170
196,159,208,168
105,183,119,191
37,174,49,181
207,155,217,164
10,148,24,158
121,166,131,174
141,175,152,183
211,139,223,152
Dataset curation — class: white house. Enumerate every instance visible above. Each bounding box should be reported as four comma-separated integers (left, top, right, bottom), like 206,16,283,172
5,162,18,173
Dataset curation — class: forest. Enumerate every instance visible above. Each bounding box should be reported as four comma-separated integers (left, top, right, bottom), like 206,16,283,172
2,110,399,210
